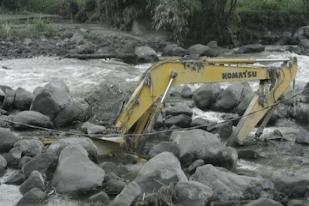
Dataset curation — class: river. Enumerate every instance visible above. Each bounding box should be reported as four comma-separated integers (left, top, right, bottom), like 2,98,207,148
0,50,308,205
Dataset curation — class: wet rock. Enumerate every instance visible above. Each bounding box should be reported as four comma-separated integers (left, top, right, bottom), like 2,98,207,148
288,200,309,206
13,88,33,111
22,152,57,177
5,170,25,185
235,83,254,115
278,32,293,45
0,154,7,177
11,111,53,130
244,198,283,206
86,83,125,126
81,122,106,135
175,181,213,206
162,44,189,56
165,114,192,128
0,86,15,110
13,139,43,157
191,118,216,131
3,151,20,169
134,46,158,63
273,174,309,198
89,191,111,205
186,159,205,174
72,42,95,54
0,127,19,153
30,80,79,127
181,85,193,98
295,129,309,145
214,83,243,112
171,129,238,170
188,44,210,56
191,164,275,203
148,141,179,158
20,170,45,194
16,187,47,206
238,149,262,160
294,103,309,125
164,104,193,116
47,137,98,162
111,152,187,206
207,41,218,48
52,145,105,195
193,84,221,110
236,44,265,54
103,173,126,196
70,32,85,44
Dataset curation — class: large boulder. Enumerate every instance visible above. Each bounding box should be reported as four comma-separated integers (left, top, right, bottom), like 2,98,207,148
164,104,193,117
81,122,106,135
20,170,45,194
148,141,179,158
134,46,158,63
191,165,275,204
16,188,47,206
52,145,105,195
175,181,213,206
13,139,43,158
85,83,125,126
171,129,237,170
294,103,309,125
244,198,283,206
111,152,187,206
236,44,265,54
272,174,309,198
236,83,255,115
0,128,19,153
188,44,210,56
30,81,80,127
22,152,57,177
103,172,127,196
165,114,192,128
11,111,53,129
13,88,33,111
214,83,244,112
89,191,111,205
46,137,98,161
162,44,189,56
193,84,221,110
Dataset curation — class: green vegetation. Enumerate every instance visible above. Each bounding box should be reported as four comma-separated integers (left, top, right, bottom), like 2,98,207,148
0,18,58,39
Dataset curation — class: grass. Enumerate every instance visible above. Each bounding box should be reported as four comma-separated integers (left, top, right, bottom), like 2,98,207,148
0,18,58,39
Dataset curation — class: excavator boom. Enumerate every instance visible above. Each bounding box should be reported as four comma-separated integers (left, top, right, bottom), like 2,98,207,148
99,57,297,150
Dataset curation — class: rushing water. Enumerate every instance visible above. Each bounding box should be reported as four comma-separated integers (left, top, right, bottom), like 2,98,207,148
0,50,309,205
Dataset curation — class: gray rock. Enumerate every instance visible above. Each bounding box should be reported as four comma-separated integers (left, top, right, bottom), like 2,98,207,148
149,141,179,158
16,188,47,206
175,181,213,206
191,164,275,203
288,200,309,206
135,46,158,63
244,198,283,206
103,173,126,196
0,154,7,177
5,170,25,185
295,129,309,145
186,159,205,174
165,114,192,128
11,111,53,129
20,170,45,194
70,32,85,44
86,83,125,126
162,44,189,56
181,86,193,98
14,88,33,110
0,127,19,153
188,44,210,56
89,191,111,205
52,145,105,195
3,151,20,169
0,86,15,110
164,104,193,116
193,84,221,110
71,42,95,54
19,156,33,169
46,137,98,162
207,41,218,48
294,103,309,125
171,129,238,170
214,83,243,111
30,81,78,127
111,152,187,206
191,118,216,131
273,174,309,198
13,139,43,157
81,122,106,135
237,44,265,54
22,152,56,177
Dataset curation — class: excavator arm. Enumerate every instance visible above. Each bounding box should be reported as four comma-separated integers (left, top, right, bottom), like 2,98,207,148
100,57,297,150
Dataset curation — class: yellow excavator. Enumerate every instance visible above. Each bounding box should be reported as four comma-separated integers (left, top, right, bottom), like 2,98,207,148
92,57,298,154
